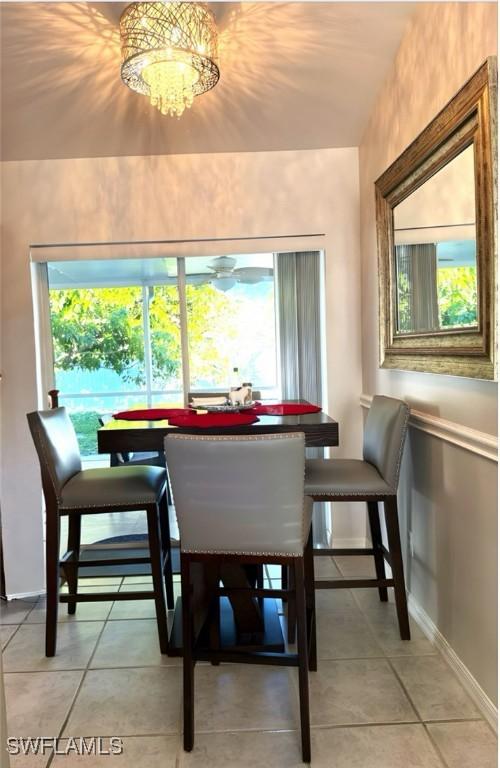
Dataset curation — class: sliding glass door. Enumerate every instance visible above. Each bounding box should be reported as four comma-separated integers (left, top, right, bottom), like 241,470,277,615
46,253,278,457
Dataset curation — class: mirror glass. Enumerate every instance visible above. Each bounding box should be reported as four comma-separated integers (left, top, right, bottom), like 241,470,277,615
393,144,478,335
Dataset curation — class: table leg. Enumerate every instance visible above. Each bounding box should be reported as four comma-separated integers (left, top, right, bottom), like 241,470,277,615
220,563,264,642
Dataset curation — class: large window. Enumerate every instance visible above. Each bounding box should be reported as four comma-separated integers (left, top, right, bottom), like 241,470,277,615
47,254,278,457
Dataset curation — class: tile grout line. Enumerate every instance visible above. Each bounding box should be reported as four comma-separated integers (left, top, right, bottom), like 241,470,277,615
47,575,184,766
280,557,433,737
331,558,489,731
7,561,494,763
44,576,125,768
3,577,121,667
314,573,425,724
1,623,23,652
422,722,455,768
41,718,494,739
283,585,482,768
4,659,490,680
386,645,486,724
384,649,487,741
345,569,489,720
383,654,426,726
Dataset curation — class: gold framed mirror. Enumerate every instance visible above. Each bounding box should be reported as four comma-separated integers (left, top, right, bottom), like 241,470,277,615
375,58,497,380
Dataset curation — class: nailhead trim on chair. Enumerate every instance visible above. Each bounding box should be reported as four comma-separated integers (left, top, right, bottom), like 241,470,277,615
307,403,410,497
181,547,304,557
307,489,393,497
388,405,410,491
59,496,164,511
166,432,303,443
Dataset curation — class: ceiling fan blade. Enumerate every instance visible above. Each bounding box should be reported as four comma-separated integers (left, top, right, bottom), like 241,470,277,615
233,267,274,283
233,267,273,277
238,276,274,285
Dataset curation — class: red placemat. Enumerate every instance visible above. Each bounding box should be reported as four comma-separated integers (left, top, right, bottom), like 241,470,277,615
113,408,193,421
168,412,260,429
247,402,321,416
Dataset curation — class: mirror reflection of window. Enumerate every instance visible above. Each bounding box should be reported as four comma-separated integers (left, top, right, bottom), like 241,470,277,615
393,144,478,334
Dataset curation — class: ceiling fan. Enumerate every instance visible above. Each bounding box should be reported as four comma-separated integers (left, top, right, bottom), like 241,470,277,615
186,256,273,291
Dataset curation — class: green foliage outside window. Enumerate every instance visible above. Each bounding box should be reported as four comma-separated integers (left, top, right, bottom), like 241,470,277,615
396,269,411,332
51,287,146,385
50,284,239,388
437,266,478,328
68,411,102,456
396,263,477,332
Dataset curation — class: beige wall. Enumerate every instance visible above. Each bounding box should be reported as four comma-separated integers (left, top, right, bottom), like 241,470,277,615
359,2,497,703
1,146,364,597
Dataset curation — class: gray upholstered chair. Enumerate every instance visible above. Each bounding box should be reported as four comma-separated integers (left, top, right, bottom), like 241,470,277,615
165,431,315,763
305,395,411,639
27,407,174,657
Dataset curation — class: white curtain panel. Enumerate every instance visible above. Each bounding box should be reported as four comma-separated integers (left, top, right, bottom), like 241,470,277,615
396,243,439,332
276,251,329,546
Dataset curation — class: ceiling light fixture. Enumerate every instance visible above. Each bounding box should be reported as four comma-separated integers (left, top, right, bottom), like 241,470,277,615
120,2,219,117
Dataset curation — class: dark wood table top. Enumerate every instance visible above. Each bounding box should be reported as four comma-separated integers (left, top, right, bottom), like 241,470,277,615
97,405,339,453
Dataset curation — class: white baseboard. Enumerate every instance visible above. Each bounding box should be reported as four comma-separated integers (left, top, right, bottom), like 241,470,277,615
4,590,45,601
408,593,498,732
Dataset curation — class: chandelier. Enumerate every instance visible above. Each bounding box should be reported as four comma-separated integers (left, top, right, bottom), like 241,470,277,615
120,2,219,117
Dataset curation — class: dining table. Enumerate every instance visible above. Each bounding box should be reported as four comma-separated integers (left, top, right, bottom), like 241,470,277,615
97,402,339,454
96,402,339,657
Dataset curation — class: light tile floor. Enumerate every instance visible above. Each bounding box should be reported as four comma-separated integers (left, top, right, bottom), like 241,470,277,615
1,556,497,767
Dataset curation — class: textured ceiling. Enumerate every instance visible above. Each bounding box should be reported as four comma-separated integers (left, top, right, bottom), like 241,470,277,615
0,2,415,161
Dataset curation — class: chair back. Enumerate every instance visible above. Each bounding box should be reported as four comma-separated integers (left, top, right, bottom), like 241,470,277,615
363,396,409,491
27,407,82,502
165,432,307,555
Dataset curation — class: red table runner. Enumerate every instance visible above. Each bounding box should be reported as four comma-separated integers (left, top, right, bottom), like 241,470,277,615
168,412,260,429
114,402,321,422
113,408,193,421
246,402,321,416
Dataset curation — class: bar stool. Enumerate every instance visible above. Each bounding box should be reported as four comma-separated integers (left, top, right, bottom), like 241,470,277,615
305,395,411,639
165,431,316,763
27,407,174,656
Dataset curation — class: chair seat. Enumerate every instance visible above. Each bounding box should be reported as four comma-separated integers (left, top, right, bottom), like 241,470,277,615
60,465,166,511
305,459,392,497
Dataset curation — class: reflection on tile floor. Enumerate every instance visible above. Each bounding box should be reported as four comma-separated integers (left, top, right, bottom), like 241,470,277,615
2,554,496,767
